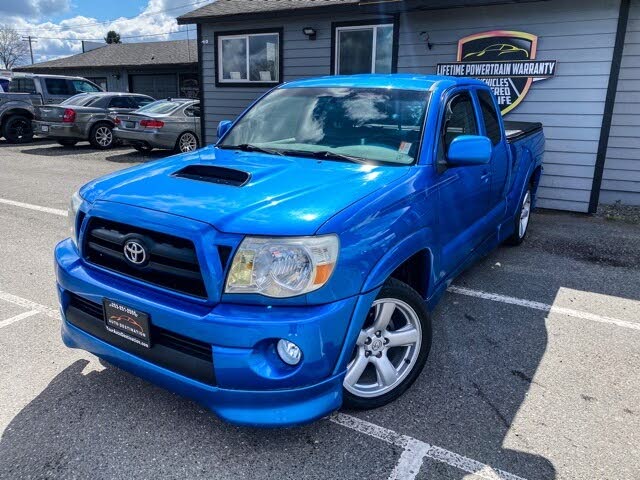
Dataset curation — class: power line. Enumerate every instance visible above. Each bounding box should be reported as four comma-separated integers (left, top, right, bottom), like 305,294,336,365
32,28,196,42
13,0,211,34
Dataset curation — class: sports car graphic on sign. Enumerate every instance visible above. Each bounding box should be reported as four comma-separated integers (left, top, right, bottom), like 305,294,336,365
463,43,530,60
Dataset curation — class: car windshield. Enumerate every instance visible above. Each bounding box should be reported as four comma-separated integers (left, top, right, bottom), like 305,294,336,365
136,100,181,115
61,94,100,106
220,87,431,165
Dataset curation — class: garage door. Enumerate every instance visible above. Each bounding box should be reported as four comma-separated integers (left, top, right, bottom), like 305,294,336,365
129,74,177,100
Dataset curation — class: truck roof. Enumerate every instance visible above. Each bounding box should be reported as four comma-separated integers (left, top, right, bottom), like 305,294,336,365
281,74,487,91
10,72,92,81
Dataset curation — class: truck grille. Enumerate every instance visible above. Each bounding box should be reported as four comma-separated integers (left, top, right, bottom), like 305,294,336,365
83,218,207,298
66,293,215,385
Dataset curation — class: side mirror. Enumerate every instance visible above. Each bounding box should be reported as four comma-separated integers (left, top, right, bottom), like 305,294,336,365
446,135,492,166
217,120,232,139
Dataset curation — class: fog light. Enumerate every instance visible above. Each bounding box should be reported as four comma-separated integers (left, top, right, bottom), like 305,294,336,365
277,339,302,366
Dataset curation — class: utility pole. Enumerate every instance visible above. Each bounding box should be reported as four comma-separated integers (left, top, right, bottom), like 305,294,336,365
22,36,35,64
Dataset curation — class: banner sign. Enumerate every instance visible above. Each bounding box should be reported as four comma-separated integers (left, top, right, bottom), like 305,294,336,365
437,31,557,115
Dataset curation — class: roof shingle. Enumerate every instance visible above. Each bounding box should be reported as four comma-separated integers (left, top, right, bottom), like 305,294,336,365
18,40,197,71
178,0,361,22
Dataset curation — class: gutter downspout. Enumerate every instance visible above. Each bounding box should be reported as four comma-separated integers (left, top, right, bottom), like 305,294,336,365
588,0,631,213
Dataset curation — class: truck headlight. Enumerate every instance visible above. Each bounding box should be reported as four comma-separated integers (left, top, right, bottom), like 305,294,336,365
68,190,83,247
225,235,339,298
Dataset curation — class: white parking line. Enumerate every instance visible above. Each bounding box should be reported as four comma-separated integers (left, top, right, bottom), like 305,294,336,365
0,310,40,329
448,286,640,331
0,290,59,320
330,413,526,480
0,197,67,217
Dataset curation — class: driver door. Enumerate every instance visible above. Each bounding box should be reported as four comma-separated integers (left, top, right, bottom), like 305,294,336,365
436,90,491,279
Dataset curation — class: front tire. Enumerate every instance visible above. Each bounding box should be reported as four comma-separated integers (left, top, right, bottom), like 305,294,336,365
343,278,432,410
57,139,78,147
3,115,34,144
89,123,114,149
506,186,532,246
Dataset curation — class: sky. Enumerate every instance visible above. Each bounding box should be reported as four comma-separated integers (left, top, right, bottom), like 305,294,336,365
0,0,212,64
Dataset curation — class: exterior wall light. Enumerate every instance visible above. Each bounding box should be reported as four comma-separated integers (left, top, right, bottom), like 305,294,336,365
302,27,317,40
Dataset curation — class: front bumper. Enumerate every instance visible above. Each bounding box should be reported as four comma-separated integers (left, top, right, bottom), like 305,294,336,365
33,120,83,139
113,127,176,149
55,238,377,427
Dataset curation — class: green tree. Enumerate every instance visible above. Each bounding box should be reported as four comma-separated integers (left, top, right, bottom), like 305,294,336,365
104,31,121,44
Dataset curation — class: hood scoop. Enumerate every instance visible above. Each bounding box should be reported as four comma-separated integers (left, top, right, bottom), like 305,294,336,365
172,165,250,187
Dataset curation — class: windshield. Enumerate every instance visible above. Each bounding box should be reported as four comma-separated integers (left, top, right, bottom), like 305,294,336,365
220,87,430,165
136,100,181,115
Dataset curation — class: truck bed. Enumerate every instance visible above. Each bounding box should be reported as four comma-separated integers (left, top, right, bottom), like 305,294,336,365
504,121,543,143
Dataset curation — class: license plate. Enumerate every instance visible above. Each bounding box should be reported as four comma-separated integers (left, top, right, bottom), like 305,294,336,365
124,121,135,129
41,125,49,132
103,299,151,348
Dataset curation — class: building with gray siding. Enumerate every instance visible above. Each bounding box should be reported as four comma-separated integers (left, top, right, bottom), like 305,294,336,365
178,0,638,213
15,40,199,100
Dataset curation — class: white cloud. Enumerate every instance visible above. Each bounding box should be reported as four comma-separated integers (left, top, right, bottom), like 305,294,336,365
6,0,206,65
0,0,71,19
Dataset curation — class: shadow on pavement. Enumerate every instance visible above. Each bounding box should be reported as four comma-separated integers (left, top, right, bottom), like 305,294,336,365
104,149,171,164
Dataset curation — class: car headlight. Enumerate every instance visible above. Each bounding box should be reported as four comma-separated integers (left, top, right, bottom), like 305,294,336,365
68,190,83,246
225,235,339,298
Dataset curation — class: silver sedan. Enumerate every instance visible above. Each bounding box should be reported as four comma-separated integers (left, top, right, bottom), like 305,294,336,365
113,99,201,154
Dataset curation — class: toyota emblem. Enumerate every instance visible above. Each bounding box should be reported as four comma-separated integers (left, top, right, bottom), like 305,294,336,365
123,240,147,265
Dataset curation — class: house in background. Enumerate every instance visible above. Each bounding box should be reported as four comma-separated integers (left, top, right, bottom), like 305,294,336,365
15,40,199,100
178,0,640,213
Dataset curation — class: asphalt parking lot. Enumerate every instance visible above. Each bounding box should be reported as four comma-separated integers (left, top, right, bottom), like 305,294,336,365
1,139,639,480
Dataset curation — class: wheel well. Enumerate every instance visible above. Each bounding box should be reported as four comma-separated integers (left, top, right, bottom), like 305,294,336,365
389,249,431,299
530,166,542,189
1,109,34,129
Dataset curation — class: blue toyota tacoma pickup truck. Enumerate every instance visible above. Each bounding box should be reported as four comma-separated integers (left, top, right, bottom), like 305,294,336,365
55,75,544,427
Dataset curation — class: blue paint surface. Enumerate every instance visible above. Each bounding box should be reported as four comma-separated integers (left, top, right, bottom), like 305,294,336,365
55,74,544,426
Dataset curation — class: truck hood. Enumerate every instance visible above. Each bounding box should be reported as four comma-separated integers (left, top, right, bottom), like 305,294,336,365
81,146,411,235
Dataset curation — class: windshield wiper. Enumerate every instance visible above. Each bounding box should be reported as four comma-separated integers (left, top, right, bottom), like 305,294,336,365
289,149,369,164
220,143,285,156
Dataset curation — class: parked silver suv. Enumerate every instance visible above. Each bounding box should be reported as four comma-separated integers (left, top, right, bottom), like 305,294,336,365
0,74,102,143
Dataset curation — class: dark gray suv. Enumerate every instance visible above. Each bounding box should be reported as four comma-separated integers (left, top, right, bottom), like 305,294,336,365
33,92,154,149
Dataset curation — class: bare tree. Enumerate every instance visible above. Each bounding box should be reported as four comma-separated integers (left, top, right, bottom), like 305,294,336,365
0,25,29,69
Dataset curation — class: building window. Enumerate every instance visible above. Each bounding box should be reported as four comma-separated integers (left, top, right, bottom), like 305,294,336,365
216,30,281,86
334,23,394,75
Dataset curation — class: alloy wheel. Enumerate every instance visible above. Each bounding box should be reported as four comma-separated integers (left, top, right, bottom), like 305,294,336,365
519,190,531,238
95,126,113,147
179,133,198,152
344,298,422,398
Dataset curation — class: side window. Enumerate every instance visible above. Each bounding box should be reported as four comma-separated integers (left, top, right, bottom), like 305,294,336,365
9,78,37,94
44,78,72,95
441,92,478,156
133,96,154,108
108,96,134,108
477,90,501,145
184,105,201,118
71,80,101,93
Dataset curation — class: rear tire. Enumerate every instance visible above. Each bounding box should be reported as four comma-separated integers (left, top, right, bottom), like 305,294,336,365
89,123,114,149
3,115,34,144
343,278,432,410
57,139,78,147
175,132,199,153
505,186,532,246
